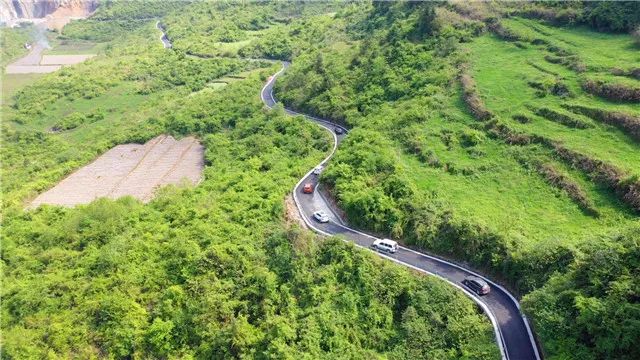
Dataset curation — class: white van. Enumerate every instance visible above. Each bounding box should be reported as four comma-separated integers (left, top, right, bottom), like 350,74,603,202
372,239,398,254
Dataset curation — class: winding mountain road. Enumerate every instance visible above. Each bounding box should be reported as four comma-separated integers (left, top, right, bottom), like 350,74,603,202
156,25,541,359
156,21,172,49
261,62,542,360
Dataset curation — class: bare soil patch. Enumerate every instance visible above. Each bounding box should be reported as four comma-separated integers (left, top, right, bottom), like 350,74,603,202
284,195,308,229
30,135,204,208
5,44,95,74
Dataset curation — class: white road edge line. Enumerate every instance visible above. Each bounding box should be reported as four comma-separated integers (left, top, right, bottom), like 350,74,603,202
263,63,542,360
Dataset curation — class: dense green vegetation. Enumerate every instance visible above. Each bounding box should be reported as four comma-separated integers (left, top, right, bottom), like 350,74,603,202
61,0,188,42
514,1,640,32
522,225,640,360
1,2,500,359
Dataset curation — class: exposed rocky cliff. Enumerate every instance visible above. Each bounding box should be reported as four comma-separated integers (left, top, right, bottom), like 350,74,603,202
1,0,98,24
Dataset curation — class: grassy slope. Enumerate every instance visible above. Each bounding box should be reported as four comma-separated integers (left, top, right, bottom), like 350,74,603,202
469,31,640,175
396,100,633,249
423,18,640,249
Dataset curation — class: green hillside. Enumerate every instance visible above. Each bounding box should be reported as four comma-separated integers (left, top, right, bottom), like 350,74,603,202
2,1,639,359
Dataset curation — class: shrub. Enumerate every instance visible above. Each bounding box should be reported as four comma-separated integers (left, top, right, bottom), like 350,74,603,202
610,67,640,80
552,144,640,212
536,163,599,217
52,111,105,131
544,54,586,73
562,104,640,142
523,227,640,359
581,78,640,102
534,107,592,129
458,128,485,147
512,113,531,124
459,68,493,121
488,21,528,42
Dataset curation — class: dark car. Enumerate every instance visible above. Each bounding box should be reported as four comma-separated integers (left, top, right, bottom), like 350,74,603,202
462,276,491,296
334,127,344,135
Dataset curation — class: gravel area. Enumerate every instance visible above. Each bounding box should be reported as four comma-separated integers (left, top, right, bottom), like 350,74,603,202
30,135,204,207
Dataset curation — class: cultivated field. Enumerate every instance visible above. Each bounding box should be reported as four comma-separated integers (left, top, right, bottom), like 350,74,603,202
30,135,204,207
5,43,96,74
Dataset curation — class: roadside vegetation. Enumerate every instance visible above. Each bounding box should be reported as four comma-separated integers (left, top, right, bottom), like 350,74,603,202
1,2,500,359
1,24,32,67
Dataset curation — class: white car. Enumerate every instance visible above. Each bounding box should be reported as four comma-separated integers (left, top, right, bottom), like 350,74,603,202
313,210,330,223
313,166,323,175
371,238,398,254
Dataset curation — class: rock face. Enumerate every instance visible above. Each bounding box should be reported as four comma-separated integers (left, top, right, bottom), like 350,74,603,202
1,0,98,23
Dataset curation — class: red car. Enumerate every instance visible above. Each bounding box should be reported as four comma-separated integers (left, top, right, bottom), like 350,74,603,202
303,183,313,194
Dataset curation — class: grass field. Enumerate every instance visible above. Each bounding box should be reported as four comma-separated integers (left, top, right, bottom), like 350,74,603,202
1,73,45,105
502,18,640,70
396,99,636,251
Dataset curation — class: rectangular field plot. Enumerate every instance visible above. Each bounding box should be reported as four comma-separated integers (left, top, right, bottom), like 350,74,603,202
30,135,204,208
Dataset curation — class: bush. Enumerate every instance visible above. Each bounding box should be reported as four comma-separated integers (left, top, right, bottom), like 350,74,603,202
522,226,640,359
460,70,493,121
512,113,531,124
536,163,599,217
563,104,640,142
581,78,640,102
552,144,640,212
544,54,586,73
534,107,592,129
459,128,485,147
52,111,105,131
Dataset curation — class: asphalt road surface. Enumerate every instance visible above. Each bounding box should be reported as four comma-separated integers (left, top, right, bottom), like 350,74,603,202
261,62,542,360
157,21,172,49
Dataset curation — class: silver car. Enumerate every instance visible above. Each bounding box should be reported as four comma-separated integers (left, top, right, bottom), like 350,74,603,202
313,210,330,223
372,238,398,254
313,166,323,175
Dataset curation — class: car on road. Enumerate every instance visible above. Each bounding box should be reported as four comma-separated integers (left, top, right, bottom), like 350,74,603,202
371,238,398,254
335,127,344,135
462,276,491,295
313,166,323,175
313,211,330,223
303,183,313,194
